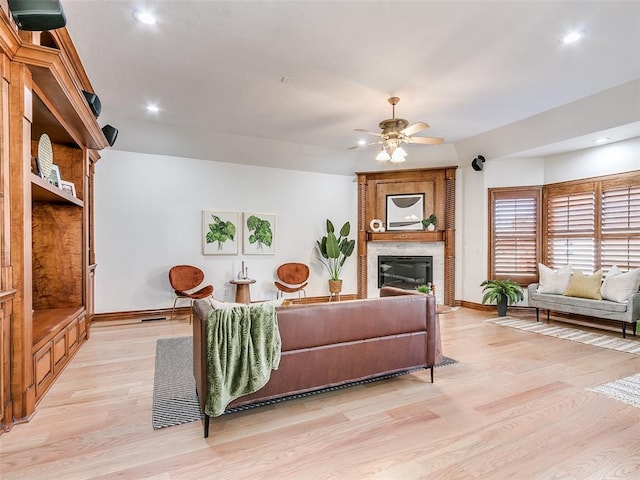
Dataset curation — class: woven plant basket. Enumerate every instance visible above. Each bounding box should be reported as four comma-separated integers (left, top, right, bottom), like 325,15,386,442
328,279,343,294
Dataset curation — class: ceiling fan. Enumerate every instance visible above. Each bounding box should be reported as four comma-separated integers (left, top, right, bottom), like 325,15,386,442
349,97,443,162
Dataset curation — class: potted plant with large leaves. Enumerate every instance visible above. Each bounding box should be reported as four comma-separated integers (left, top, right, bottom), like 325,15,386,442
316,219,355,296
480,279,524,317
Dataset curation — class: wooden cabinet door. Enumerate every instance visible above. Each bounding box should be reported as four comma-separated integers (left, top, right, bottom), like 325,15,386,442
34,344,53,398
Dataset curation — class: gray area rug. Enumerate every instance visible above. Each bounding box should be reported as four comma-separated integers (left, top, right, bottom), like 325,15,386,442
486,317,640,355
588,373,640,408
152,337,202,429
152,336,458,430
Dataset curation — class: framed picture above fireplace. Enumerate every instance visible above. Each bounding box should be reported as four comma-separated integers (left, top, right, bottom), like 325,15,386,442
386,193,424,231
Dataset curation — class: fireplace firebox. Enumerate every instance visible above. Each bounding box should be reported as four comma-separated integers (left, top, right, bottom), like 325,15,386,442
378,255,433,290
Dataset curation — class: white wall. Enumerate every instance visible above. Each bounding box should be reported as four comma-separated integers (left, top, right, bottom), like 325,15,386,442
544,137,640,184
94,150,357,313
456,137,640,305
457,157,545,304
96,138,638,313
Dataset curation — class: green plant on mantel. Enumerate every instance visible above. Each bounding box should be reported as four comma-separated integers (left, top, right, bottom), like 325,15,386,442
422,214,437,229
316,219,355,281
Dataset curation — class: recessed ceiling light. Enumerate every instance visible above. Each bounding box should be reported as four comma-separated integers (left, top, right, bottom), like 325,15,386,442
133,10,156,25
562,31,582,44
593,137,610,144
146,103,160,113
358,139,366,146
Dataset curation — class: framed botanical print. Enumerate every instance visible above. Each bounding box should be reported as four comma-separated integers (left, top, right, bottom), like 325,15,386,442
202,211,239,255
243,212,275,254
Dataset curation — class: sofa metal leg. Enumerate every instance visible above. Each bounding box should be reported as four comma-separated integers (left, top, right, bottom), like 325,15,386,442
634,322,637,337
535,308,539,322
622,323,627,339
430,365,434,383
204,414,210,438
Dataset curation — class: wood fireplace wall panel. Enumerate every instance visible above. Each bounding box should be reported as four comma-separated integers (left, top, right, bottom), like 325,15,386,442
375,181,436,226
356,167,457,303
357,178,368,299
444,169,456,306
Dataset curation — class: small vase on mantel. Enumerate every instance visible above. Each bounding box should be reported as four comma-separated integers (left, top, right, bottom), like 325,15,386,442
427,223,436,231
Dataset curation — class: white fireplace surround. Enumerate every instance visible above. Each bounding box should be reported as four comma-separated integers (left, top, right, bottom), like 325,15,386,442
367,242,445,304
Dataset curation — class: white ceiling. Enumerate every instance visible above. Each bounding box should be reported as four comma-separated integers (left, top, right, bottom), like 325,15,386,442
62,0,640,175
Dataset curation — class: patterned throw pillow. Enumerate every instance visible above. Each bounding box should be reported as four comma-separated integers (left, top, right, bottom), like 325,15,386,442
563,270,603,300
537,263,572,294
600,266,640,303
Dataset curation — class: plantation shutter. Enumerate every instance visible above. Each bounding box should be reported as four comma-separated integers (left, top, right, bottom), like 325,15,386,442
601,184,640,270
489,188,541,284
546,189,596,273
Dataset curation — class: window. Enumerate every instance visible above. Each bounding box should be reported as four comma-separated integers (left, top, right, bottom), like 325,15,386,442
601,182,640,272
544,172,640,274
489,187,541,284
545,185,596,273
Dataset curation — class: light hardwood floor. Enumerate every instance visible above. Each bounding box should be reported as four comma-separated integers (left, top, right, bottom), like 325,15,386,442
2,308,640,479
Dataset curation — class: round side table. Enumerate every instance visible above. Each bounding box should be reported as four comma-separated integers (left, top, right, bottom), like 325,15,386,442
230,278,256,304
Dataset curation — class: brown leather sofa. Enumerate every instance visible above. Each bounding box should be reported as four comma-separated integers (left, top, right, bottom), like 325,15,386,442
192,286,440,437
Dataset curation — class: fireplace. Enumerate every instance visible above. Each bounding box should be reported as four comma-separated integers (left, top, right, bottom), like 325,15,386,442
378,255,433,290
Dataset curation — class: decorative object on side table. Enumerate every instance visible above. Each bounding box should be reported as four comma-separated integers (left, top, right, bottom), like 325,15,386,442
316,219,355,300
237,260,248,280
416,283,432,294
480,279,524,317
202,211,238,255
422,214,437,231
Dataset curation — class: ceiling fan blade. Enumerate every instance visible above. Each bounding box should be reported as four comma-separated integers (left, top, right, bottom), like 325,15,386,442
354,128,384,137
407,136,444,145
400,122,429,136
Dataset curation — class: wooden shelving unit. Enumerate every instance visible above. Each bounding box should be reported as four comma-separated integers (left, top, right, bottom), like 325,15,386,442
31,174,83,206
0,13,108,434
32,307,85,351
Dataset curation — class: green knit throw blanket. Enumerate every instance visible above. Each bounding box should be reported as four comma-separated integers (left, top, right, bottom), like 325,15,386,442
205,303,281,417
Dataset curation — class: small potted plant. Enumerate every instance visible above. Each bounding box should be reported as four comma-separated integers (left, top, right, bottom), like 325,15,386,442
480,279,524,316
416,283,432,294
422,214,437,231
316,219,355,296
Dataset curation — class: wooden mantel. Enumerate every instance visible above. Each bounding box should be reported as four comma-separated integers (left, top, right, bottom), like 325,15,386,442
356,167,457,305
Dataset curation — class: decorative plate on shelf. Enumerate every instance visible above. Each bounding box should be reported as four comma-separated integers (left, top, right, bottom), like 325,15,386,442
37,134,53,179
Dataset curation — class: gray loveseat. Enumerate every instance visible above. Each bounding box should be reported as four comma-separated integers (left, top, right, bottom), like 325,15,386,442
527,283,640,337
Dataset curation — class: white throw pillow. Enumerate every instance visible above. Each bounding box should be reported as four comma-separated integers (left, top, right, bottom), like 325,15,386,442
600,266,640,303
210,297,284,309
537,263,572,294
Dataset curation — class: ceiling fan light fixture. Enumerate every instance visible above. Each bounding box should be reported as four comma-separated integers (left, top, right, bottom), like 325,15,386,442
376,148,391,161
390,146,407,163
350,97,442,163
